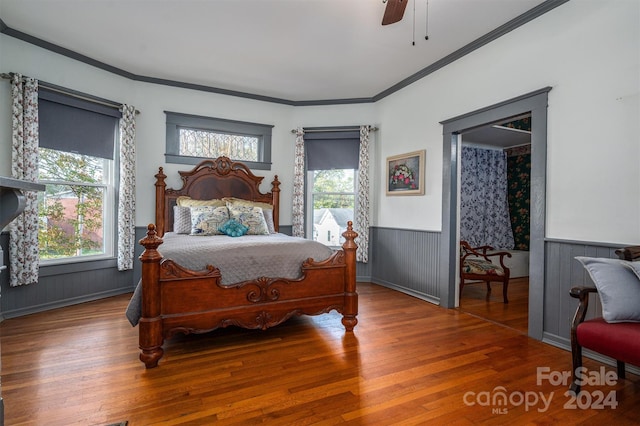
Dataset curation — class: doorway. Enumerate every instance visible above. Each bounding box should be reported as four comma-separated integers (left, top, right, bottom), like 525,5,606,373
439,87,550,340
457,114,532,333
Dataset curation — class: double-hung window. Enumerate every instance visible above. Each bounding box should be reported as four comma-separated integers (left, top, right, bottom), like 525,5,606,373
37,89,120,262
304,130,360,248
165,111,273,170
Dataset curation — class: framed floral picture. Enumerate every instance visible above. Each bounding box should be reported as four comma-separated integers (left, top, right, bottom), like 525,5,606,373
386,150,425,196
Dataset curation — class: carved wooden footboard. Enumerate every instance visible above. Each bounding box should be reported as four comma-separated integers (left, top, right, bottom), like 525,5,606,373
137,157,358,368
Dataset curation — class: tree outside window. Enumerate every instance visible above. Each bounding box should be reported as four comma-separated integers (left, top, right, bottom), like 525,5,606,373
38,148,110,260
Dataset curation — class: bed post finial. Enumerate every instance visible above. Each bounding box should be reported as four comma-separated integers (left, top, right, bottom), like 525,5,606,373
341,221,358,331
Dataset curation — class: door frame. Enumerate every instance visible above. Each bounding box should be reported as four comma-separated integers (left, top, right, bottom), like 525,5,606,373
439,87,551,340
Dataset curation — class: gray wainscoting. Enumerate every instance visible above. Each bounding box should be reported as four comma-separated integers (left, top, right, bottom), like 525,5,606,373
0,232,136,319
542,239,625,347
369,227,441,304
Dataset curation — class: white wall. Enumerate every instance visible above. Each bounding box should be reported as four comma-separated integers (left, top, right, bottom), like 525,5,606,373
374,0,640,244
1,0,638,245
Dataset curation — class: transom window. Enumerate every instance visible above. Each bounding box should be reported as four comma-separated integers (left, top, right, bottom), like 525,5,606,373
165,111,273,170
178,128,258,162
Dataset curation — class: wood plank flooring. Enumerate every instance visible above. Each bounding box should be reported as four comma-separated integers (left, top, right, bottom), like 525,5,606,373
2,282,639,425
458,277,529,333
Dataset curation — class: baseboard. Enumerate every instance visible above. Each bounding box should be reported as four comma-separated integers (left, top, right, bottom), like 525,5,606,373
371,278,440,305
1,286,135,320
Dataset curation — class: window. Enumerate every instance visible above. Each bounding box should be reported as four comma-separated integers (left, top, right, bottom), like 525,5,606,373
307,169,356,247
304,129,359,247
165,111,273,170
37,89,120,263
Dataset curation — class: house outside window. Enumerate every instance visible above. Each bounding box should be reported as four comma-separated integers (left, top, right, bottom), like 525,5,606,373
308,169,356,247
165,111,273,170
37,89,120,263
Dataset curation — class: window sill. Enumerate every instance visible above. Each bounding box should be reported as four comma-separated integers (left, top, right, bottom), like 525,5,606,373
39,257,119,277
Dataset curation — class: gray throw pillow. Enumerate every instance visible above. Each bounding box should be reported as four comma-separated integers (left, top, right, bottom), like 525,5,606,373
173,205,191,234
575,256,640,323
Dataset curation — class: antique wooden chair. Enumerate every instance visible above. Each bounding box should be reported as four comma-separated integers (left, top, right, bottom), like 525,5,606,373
569,246,640,393
459,241,512,303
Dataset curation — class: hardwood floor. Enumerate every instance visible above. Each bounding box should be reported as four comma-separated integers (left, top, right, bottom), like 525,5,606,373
2,282,638,425
458,277,529,334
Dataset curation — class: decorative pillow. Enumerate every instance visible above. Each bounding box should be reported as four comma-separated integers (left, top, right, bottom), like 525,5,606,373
226,204,270,235
261,208,276,234
224,197,275,233
177,196,226,208
218,218,249,237
173,205,192,234
189,206,229,236
222,197,273,211
575,256,640,323
463,259,504,276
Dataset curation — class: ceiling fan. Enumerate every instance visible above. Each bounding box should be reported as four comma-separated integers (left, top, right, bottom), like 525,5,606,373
381,0,408,25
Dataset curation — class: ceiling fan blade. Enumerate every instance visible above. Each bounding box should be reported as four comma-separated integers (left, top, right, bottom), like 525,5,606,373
382,0,408,25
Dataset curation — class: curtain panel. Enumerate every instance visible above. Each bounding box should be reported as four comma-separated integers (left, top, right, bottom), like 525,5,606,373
292,128,305,238
460,146,514,250
117,105,137,271
9,74,40,286
355,126,371,263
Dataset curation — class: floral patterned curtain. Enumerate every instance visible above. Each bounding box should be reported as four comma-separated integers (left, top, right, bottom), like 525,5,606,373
355,125,371,263
117,105,137,271
460,146,514,250
9,74,40,286
292,127,305,237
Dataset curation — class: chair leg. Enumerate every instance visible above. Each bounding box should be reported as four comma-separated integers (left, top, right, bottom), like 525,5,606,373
485,282,491,301
617,360,626,380
502,280,509,304
570,335,582,394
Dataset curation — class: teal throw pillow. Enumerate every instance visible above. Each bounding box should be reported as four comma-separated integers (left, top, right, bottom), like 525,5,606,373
218,219,249,237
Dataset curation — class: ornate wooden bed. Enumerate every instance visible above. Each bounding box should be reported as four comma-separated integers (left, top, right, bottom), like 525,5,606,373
136,156,358,368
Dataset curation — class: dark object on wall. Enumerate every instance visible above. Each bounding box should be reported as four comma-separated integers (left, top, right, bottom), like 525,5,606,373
382,0,408,25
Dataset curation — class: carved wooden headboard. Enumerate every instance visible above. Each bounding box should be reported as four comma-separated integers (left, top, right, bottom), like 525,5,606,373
153,156,280,236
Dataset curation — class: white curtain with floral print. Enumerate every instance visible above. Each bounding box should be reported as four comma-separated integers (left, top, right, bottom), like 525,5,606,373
9,74,40,286
292,127,305,238
460,146,514,249
117,105,137,271
355,125,371,263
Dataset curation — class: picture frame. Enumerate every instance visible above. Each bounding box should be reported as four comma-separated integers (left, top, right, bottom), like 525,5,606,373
386,149,426,196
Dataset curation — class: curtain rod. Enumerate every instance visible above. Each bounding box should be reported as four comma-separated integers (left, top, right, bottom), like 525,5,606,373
291,126,378,134
0,72,139,115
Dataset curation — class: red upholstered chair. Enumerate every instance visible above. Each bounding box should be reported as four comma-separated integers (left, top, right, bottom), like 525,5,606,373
459,241,511,303
569,246,640,394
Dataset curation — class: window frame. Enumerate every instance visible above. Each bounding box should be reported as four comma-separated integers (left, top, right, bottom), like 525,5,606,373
37,148,117,265
165,111,273,170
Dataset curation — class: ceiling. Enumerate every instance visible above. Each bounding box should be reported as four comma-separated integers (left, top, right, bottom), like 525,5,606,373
463,115,532,149
0,0,551,103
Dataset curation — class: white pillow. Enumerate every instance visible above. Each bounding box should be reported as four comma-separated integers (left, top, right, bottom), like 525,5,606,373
575,256,640,323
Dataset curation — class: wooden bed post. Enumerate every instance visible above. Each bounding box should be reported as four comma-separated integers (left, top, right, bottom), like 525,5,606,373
271,175,280,233
155,167,167,237
341,221,358,331
139,224,165,368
